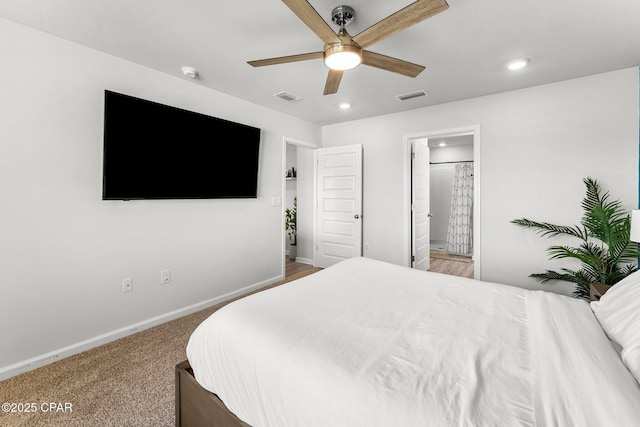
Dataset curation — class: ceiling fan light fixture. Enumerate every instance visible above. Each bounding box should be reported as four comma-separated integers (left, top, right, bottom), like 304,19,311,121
324,44,362,71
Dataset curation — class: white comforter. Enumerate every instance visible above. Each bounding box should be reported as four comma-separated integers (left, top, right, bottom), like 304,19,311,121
187,257,640,426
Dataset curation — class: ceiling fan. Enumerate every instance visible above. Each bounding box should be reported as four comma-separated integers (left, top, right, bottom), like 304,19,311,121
248,0,449,95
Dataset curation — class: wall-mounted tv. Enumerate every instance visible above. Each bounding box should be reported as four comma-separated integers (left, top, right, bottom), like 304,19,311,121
102,90,261,200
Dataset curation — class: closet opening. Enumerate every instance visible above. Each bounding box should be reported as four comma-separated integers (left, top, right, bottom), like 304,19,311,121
282,137,318,279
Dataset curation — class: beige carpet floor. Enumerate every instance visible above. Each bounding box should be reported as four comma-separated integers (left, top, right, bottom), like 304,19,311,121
0,268,320,427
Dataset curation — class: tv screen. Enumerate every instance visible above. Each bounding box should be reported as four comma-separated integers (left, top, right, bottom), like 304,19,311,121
102,90,261,200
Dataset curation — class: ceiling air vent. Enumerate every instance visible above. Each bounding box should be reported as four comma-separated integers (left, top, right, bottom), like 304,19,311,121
273,91,301,102
396,90,428,101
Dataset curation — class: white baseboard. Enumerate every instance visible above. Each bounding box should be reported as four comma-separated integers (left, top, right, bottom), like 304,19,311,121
0,274,284,382
284,252,313,266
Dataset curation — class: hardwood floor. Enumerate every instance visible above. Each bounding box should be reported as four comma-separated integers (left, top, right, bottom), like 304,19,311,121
428,252,474,278
285,258,318,278
286,254,474,280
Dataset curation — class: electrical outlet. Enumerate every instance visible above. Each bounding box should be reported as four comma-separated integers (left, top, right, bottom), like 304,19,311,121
122,277,133,293
160,269,171,285
364,242,370,251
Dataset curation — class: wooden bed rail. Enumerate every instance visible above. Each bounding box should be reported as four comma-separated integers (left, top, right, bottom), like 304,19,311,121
175,360,251,427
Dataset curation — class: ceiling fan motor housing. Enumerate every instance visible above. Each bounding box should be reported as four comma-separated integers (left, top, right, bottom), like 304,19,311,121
325,6,361,70
331,5,355,27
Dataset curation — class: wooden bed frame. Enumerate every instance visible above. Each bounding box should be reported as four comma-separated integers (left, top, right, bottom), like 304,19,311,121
175,360,250,427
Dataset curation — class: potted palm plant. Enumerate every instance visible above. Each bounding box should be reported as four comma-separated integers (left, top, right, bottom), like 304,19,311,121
511,177,640,299
285,196,297,260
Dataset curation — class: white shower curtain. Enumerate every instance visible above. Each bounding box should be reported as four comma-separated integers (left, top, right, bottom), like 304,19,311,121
446,163,473,255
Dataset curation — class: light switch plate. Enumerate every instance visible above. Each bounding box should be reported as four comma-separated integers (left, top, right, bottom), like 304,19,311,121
122,278,133,293
161,269,171,285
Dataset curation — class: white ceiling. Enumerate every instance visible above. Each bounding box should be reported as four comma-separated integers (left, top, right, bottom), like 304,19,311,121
1,0,639,126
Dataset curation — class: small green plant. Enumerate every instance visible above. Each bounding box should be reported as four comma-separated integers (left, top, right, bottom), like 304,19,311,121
511,177,640,299
285,196,297,246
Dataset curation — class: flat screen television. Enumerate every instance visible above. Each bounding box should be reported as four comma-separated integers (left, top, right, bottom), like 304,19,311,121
102,90,261,200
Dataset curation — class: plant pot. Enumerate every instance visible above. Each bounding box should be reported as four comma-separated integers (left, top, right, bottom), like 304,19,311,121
590,282,612,301
288,244,297,261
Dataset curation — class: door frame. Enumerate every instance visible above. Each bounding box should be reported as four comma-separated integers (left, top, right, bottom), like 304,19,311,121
282,136,320,278
402,125,481,279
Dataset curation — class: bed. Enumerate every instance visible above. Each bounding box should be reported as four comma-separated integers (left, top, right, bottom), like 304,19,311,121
177,256,640,426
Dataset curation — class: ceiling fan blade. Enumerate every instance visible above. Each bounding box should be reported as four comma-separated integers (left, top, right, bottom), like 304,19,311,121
361,50,425,78
282,0,341,45
323,69,343,95
352,0,449,49
248,51,323,67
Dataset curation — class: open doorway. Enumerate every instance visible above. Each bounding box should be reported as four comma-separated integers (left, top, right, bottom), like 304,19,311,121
404,126,481,280
282,137,318,278
429,134,474,258
284,142,298,261
428,134,474,279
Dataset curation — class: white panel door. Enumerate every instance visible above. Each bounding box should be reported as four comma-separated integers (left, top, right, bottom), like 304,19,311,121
315,144,363,268
412,139,430,269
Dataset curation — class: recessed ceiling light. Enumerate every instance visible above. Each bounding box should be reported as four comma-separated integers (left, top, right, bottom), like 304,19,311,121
181,66,198,78
506,58,530,71
339,102,351,110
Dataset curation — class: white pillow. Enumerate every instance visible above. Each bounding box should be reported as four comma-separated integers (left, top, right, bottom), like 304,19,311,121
621,339,640,385
590,269,640,349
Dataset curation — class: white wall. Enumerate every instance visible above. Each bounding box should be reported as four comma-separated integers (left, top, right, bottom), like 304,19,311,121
323,68,639,295
0,18,320,377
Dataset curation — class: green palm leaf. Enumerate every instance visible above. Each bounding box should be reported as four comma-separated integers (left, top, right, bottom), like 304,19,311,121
509,218,588,240
512,177,638,298
530,269,592,299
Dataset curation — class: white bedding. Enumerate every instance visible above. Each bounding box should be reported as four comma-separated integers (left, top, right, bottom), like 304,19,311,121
187,257,640,426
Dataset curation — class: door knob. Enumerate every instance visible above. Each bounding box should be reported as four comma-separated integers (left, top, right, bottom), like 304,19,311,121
354,214,360,219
